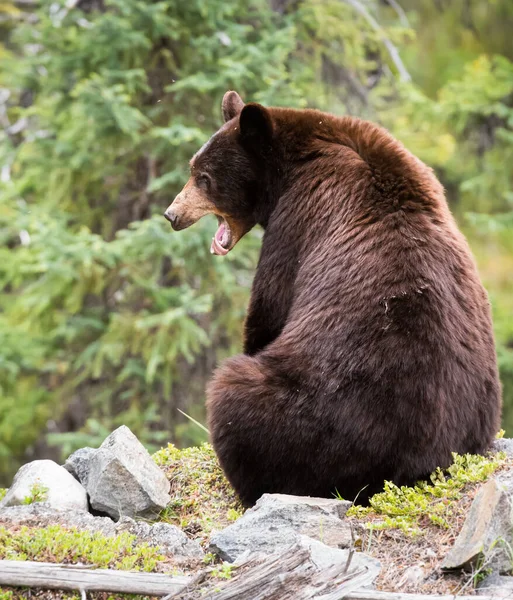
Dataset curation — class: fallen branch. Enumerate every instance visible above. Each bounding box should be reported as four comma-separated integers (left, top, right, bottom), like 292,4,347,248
0,560,194,597
0,556,497,599
201,545,379,599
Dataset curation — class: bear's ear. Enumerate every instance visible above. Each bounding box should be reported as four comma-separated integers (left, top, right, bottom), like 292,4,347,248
222,91,245,122
239,103,273,146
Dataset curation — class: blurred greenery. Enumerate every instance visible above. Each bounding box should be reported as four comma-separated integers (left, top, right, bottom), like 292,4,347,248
0,0,511,484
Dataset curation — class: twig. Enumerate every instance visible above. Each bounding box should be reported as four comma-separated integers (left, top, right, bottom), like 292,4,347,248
385,0,410,28
342,0,412,82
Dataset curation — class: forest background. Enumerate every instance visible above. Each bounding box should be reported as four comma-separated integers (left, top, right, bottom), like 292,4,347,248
0,0,511,485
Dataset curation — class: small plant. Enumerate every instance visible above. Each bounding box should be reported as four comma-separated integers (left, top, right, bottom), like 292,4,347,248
0,525,166,571
0,490,6,502
21,480,49,505
211,562,235,580
203,552,217,565
226,508,242,522
347,451,507,535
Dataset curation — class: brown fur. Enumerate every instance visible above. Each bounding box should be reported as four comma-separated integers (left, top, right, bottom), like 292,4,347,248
167,92,502,506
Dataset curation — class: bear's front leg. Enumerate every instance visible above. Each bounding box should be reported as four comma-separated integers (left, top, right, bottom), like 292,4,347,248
243,258,297,355
243,290,286,356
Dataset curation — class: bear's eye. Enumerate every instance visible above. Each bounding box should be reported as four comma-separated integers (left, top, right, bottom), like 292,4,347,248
196,174,211,192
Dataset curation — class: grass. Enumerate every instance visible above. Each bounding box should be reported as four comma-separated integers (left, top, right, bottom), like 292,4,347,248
153,442,243,541
0,525,167,572
347,451,507,535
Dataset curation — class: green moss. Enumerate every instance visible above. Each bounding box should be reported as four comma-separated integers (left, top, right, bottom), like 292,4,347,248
0,489,6,502
0,525,166,571
153,443,242,538
347,452,507,535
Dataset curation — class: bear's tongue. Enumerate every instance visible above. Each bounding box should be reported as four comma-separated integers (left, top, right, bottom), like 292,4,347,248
211,221,230,256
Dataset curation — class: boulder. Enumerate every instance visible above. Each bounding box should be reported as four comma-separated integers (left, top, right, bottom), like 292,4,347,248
0,504,203,563
442,477,513,573
493,438,513,459
209,493,353,562
477,573,513,598
86,426,171,520
0,460,88,512
63,447,96,485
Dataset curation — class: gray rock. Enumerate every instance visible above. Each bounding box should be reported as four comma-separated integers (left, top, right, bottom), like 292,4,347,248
298,535,380,576
0,503,114,532
492,438,513,459
86,426,171,520
442,477,513,573
116,516,203,559
0,460,88,512
209,493,353,562
257,493,352,519
0,504,203,563
477,574,513,597
63,447,96,485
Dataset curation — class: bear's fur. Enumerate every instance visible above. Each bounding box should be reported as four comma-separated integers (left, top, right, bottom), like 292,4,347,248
165,91,502,506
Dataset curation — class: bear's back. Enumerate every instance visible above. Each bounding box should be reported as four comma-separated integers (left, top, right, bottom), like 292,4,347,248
260,112,500,477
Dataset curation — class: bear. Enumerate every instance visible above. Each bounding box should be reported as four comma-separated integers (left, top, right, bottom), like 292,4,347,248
164,91,502,507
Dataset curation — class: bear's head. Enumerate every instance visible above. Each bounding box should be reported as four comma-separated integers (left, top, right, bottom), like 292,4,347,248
164,91,274,255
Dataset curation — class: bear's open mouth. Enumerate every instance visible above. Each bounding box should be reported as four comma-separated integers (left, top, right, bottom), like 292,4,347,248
211,216,232,256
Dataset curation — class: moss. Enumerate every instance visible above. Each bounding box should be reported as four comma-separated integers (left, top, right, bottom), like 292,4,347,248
153,443,243,539
0,489,6,502
0,525,167,572
347,451,507,535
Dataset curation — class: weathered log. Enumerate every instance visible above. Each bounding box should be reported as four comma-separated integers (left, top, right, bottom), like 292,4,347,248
0,553,497,600
201,545,495,600
202,545,378,600
0,560,193,597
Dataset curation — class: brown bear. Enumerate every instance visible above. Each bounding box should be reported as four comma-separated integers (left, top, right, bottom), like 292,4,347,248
164,91,502,506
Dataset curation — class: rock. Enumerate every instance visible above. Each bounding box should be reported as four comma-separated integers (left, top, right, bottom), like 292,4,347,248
255,493,352,519
86,426,171,520
442,478,512,573
0,504,203,563
477,573,513,597
0,503,114,532
209,493,353,562
0,460,88,512
492,438,513,458
116,516,203,559
63,447,96,485
297,535,380,577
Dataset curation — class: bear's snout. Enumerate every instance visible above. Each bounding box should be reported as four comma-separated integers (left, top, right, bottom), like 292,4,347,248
164,207,181,230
